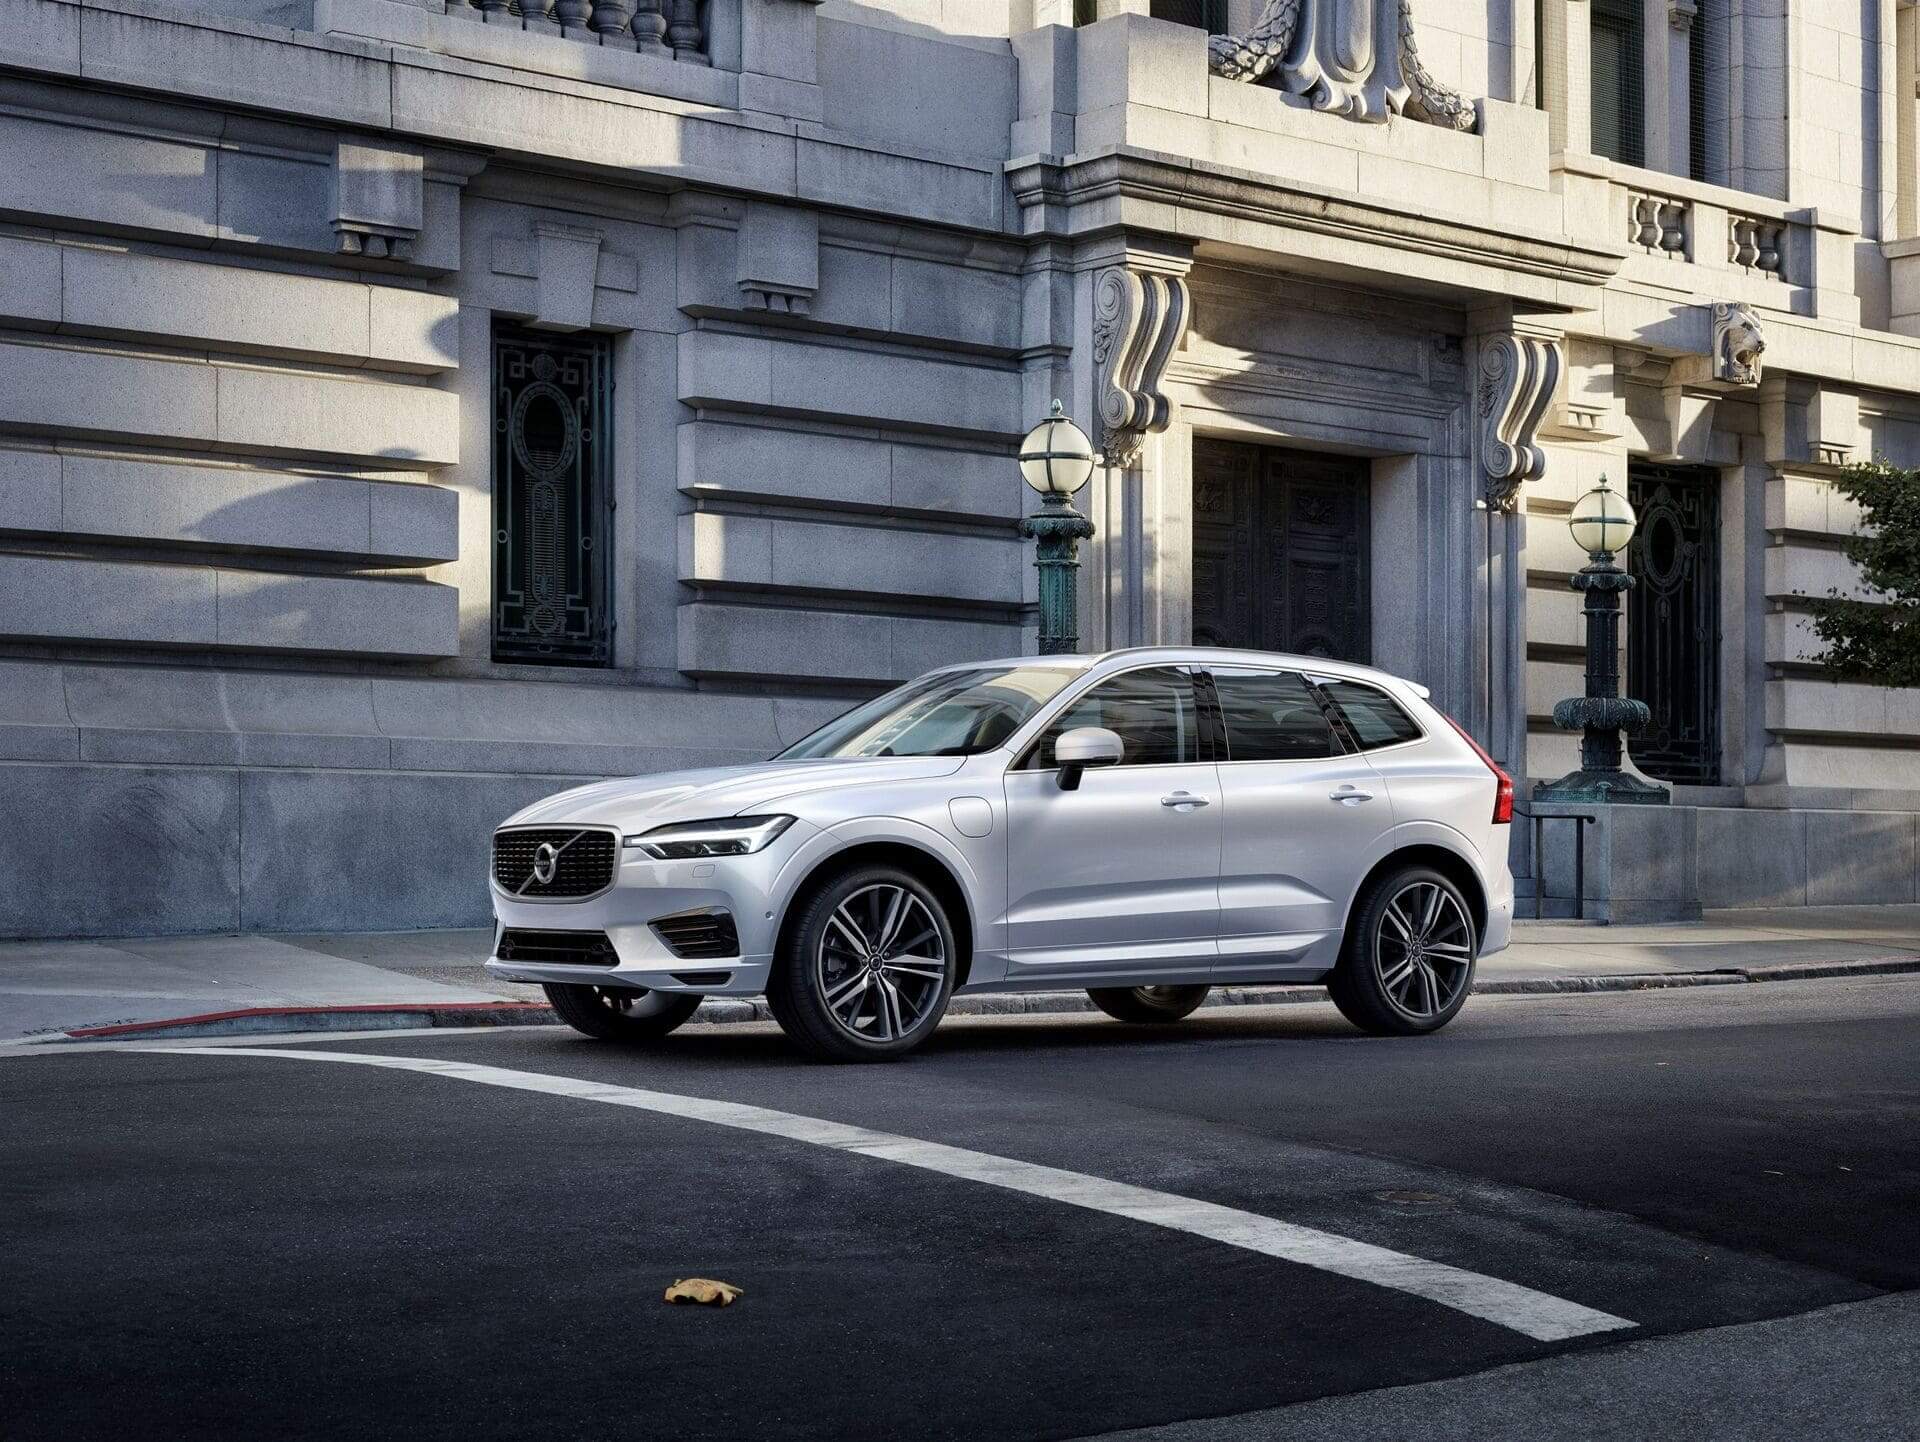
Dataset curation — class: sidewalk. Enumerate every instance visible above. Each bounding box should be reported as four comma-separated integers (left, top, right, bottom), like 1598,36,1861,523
5,906,1920,1042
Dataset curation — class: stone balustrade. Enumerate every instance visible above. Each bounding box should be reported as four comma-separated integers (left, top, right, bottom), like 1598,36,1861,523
1559,155,1856,320
1623,182,1793,284
462,0,709,63
1727,213,1788,280
1627,189,1689,259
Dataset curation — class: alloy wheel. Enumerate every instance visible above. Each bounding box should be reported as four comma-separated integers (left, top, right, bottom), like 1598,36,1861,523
1372,881,1474,1020
813,883,949,1044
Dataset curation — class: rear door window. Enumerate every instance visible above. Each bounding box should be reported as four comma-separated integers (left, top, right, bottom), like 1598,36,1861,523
1320,680,1424,751
1210,669,1335,762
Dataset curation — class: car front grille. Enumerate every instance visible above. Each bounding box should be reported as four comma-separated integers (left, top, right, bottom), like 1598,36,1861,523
495,929,619,966
492,828,617,900
651,910,740,960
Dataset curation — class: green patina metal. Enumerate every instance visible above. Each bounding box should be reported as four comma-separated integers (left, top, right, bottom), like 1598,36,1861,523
1534,554,1670,806
1020,494,1097,656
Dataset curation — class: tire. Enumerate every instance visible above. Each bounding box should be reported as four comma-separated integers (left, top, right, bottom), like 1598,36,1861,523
1087,984,1211,1024
1327,864,1478,1036
768,864,958,1062
543,983,703,1042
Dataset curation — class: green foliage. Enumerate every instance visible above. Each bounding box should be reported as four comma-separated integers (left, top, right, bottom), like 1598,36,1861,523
1810,461,1920,688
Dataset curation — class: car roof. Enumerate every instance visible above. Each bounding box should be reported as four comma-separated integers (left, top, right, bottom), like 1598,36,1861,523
931,647,1432,699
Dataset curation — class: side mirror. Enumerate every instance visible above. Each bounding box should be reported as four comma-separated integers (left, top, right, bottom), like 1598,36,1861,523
1053,726,1124,791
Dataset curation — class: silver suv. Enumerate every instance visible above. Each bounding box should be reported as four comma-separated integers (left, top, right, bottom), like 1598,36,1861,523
487,648,1515,1061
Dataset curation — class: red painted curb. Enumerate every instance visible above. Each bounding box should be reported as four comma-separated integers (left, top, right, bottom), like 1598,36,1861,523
65,1001,552,1039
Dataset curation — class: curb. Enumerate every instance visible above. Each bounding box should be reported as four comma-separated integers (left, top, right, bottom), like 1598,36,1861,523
45,955,1919,1042
58,1001,554,1042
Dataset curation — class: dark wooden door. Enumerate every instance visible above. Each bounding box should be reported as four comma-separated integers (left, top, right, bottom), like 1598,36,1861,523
1627,463,1721,785
1192,439,1370,662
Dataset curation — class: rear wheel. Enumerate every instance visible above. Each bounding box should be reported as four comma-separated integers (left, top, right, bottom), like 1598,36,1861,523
543,983,702,1041
769,865,957,1062
1087,984,1211,1024
1327,865,1477,1036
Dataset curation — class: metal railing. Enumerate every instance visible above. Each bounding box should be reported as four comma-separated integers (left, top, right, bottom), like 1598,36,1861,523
1515,806,1598,921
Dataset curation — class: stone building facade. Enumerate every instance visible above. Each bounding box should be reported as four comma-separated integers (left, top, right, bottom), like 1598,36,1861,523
3,0,1920,934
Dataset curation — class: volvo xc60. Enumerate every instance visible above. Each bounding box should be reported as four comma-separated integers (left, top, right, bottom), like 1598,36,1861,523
486,648,1515,1061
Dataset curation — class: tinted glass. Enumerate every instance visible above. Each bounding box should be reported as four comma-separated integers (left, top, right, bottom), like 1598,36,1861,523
779,666,1077,759
1322,681,1423,750
1029,667,1198,768
1212,670,1334,761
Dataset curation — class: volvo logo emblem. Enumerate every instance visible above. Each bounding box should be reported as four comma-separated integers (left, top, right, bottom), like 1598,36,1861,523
531,842,560,886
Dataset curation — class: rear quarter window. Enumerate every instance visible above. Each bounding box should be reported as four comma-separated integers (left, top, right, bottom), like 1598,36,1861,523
1321,680,1424,750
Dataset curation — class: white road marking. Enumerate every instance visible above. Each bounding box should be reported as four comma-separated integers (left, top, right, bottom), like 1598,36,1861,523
133,1045,1636,1343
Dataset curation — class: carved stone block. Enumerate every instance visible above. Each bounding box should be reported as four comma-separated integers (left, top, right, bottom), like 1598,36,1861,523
330,138,424,262
737,203,819,317
1712,301,1765,388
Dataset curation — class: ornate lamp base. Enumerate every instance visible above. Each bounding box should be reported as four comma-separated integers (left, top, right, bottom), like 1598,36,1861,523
1532,770,1671,806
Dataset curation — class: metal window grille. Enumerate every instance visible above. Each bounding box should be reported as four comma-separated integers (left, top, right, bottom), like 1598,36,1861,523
1149,0,1229,33
1590,0,1645,168
491,326,614,666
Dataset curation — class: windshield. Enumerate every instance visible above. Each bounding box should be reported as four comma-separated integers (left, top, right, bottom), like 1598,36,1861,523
776,666,1079,759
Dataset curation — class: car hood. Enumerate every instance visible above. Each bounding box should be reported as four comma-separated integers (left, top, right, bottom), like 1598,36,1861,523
500,757,969,831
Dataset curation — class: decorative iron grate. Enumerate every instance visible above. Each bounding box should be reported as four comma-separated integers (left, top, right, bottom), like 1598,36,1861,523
1626,464,1721,786
492,326,613,665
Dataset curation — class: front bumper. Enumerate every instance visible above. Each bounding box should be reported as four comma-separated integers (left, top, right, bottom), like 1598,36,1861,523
484,819,817,995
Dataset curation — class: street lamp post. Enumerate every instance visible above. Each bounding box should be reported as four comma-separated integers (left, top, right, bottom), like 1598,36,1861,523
1534,474,1670,805
1017,400,1098,655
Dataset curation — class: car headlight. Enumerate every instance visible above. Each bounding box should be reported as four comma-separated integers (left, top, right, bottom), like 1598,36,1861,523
622,815,795,860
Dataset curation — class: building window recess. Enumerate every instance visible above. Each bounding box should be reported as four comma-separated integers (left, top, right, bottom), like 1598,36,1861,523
1591,0,1646,168
491,325,614,667
1147,0,1229,32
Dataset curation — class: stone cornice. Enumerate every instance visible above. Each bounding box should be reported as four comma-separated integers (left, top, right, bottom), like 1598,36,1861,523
1007,148,1624,308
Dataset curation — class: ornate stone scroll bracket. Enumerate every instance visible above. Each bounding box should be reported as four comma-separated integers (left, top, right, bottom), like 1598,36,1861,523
1712,300,1766,388
1478,333,1561,512
1093,266,1190,471
1208,0,1478,133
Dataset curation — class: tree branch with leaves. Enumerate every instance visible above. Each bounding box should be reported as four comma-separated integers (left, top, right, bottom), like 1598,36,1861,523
1809,461,1920,688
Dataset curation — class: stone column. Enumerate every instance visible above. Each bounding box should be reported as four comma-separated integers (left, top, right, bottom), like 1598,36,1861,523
1541,0,1593,157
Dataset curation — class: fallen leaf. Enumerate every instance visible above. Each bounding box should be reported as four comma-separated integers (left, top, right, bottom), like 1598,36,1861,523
664,1278,743,1307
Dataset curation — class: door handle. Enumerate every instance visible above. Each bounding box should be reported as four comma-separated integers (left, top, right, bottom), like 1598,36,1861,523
1330,786,1375,805
1161,792,1211,809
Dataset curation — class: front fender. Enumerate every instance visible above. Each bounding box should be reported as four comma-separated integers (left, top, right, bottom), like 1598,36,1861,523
764,815,1001,984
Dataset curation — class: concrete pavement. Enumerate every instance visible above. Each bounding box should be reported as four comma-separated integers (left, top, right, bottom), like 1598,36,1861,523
5,906,1920,1041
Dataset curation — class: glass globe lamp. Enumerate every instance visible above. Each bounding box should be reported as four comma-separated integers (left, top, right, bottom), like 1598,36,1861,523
1018,400,1096,498
1567,474,1637,559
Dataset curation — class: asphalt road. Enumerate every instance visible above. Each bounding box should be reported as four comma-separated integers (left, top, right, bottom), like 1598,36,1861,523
3,976,1917,1441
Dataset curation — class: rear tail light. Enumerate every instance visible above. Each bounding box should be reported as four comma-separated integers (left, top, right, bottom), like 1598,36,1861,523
1441,713,1514,825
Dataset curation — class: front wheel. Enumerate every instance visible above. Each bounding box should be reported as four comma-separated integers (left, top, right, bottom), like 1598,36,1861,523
768,865,957,1062
1327,865,1477,1036
1087,985,1211,1023
543,983,703,1041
